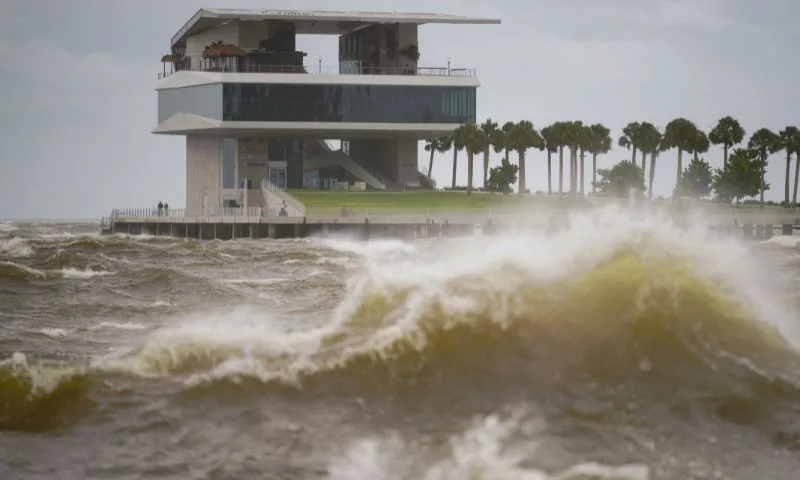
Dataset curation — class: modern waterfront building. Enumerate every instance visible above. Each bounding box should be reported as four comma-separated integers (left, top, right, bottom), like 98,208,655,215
154,8,500,215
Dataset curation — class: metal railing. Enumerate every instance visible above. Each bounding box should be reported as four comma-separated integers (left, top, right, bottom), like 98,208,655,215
260,179,307,217
158,64,476,80
101,204,800,227
109,207,265,220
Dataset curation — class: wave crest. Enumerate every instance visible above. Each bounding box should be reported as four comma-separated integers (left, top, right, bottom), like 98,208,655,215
110,242,800,403
0,354,94,432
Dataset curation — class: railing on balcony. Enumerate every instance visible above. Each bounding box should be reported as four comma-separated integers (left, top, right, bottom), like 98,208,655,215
157,63,476,80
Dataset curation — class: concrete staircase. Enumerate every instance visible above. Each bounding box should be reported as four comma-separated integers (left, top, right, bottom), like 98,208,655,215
260,179,306,217
305,140,387,189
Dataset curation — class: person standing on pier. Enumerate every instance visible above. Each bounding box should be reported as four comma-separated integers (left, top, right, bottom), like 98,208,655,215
164,202,169,217
157,201,163,216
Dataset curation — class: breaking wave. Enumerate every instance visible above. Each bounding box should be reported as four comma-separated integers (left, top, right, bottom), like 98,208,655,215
0,353,95,432
3,210,800,438
100,211,800,396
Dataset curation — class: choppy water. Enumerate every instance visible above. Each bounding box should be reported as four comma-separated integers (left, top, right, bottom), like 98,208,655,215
2,210,800,479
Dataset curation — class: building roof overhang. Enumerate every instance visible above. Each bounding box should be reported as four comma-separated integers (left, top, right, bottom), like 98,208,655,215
153,115,461,139
171,8,501,47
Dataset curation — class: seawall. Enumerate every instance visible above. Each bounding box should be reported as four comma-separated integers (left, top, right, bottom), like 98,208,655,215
105,219,796,241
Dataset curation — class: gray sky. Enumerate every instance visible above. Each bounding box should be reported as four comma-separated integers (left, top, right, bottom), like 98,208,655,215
1,0,798,219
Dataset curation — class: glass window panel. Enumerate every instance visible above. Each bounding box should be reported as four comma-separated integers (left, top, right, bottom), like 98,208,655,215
222,83,476,124
221,138,236,189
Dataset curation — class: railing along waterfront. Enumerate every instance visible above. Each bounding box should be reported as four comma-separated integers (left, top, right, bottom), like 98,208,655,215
158,64,476,79
109,207,265,222
104,206,800,227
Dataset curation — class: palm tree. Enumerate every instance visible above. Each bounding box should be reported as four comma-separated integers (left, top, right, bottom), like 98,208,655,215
661,118,701,197
578,125,593,197
451,126,467,189
793,133,800,206
748,128,782,205
708,116,745,171
637,123,662,199
541,125,558,194
424,137,452,180
779,126,798,206
619,122,642,165
565,121,584,195
499,121,515,164
551,122,568,195
506,120,544,195
585,123,612,194
690,129,710,162
461,122,489,195
480,119,499,187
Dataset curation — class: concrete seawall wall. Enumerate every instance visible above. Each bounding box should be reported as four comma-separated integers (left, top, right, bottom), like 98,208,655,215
108,220,795,241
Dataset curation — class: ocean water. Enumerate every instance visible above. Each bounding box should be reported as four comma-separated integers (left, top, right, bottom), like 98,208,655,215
1,209,800,479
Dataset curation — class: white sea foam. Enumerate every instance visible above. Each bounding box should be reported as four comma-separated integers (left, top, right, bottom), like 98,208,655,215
763,234,800,248
327,410,649,480
38,328,71,338
0,237,33,257
59,267,115,279
90,321,147,331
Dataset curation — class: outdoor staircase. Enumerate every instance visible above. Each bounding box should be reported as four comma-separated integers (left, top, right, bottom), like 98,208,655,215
306,140,387,189
418,168,437,189
260,178,306,217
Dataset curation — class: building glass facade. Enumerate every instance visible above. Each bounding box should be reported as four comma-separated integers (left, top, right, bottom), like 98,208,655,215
268,139,304,189
222,83,476,124
221,138,236,189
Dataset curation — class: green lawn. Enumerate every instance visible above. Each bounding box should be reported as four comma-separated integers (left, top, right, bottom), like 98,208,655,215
288,190,586,212
287,189,795,214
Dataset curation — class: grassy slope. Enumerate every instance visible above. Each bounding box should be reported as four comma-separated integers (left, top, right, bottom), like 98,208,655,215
287,190,789,214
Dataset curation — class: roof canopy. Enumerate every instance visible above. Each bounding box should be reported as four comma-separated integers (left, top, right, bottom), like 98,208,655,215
171,8,501,47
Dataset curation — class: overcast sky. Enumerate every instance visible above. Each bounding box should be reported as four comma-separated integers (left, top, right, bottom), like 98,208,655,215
1,0,798,219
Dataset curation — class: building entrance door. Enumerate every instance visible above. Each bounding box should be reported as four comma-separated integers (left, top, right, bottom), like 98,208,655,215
269,166,287,188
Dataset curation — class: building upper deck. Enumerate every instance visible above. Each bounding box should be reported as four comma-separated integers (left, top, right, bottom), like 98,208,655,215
157,61,476,80
172,8,501,47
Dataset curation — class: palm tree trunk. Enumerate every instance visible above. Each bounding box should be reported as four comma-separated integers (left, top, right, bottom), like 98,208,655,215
518,150,526,195
428,148,435,179
674,149,683,198
592,153,597,193
785,150,792,206
632,147,637,166
467,152,474,196
579,150,585,197
574,149,579,194
573,149,578,195
648,152,657,200
569,149,576,195
793,154,800,206
640,152,647,183
759,153,766,206
483,147,490,187
547,151,552,194
723,144,729,172
451,148,457,189
558,147,564,195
